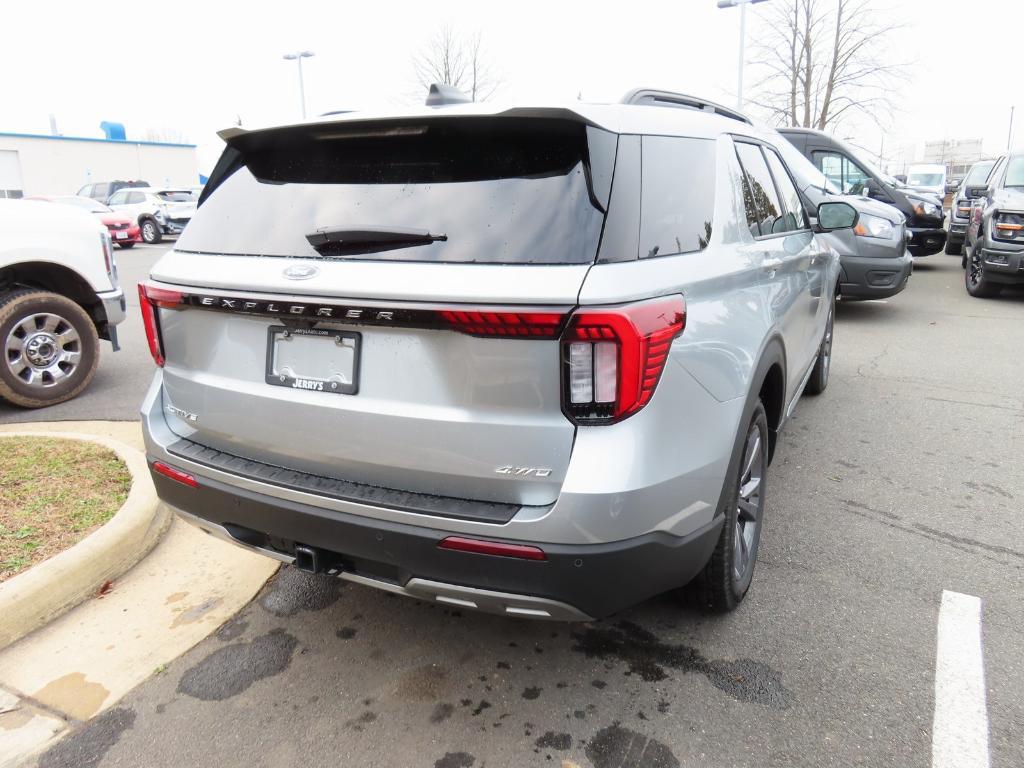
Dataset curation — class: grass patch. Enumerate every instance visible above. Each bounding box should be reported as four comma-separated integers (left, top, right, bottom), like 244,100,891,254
0,436,131,582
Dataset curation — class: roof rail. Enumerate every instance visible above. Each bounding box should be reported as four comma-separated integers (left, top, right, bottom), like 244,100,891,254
425,83,472,107
620,89,751,125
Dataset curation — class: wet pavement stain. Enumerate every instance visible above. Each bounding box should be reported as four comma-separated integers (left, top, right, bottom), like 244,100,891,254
177,628,298,700
170,597,223,628
430,702,455,723
38,706,135,768
572,621,794,708
336,626,357,639
345,711,377,731
164,591,188,604
522,686,542,700
434,753,475,768
34,672,110,721
535,731,572,750
397,664,452,702
215,616,249,642
258,568,343,617
585,722,680,768
470,700,491,716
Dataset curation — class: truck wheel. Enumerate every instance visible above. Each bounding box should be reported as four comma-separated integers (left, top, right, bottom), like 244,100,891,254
964,245,1001,298
685,401,768,613
0,290,99,408
944,237,962,256
804,298,834,396
140,218,162,244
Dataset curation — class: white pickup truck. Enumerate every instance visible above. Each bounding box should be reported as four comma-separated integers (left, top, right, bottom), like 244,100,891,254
0,199,125,407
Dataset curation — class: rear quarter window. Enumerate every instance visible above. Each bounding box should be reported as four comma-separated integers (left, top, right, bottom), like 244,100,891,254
639,136,716,258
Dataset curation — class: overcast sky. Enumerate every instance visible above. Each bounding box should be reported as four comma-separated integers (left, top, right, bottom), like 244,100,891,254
2,0,1019,174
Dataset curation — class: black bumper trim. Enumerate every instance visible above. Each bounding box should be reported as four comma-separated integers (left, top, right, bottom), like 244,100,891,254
166,437,523,525
150,461,723,619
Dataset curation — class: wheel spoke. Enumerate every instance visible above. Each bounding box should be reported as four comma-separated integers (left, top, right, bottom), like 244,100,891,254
56,328,80,347
733,522,746,570
57,350,81,367
41,314,61,332
5,335,23,354
743,433,762,478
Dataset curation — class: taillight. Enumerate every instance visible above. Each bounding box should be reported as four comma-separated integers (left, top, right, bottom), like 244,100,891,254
438,536,546,561
439,310,564,338
138,283,183,367
561,296,685,424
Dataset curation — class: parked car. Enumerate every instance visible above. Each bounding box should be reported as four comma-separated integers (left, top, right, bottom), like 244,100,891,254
107,187,196,244
138,88,857,620
0,199,124,407
771,131,911,300
779,128,947,257
27,195,142,248
946,160,995,255
905,163,948,201
77,180,150,204
963,152,1024,298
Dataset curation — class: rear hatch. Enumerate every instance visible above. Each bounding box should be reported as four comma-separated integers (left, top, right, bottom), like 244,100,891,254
148,115,615,508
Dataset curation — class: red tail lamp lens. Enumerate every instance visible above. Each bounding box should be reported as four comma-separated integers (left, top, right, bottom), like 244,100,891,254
562,295,685,424
440,310,564,338
138,283,182,367
438,536,547,561
152,461,198,488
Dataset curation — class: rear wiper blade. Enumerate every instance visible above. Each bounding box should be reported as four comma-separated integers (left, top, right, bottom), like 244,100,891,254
306,226,447,256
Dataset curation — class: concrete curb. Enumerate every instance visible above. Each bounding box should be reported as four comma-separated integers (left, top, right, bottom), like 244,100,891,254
0,430,169,650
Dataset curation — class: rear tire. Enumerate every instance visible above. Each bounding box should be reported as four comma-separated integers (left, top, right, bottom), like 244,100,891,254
685,401,769,613
140,217,162,244
0,290,99,408
965,243,1001,298
118,242,135,249
804,297,834,396
944,237,962,256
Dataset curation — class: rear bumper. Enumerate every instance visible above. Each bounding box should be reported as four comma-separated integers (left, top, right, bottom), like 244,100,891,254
839,251,913,300
97,288,126,326
151,464,722,620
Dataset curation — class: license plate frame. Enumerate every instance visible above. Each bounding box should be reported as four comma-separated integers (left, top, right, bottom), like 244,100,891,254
264,326,360,396
114,231,128,239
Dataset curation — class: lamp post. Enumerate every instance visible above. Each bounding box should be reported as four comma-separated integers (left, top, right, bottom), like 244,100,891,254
716,0,770,111
283,50,315,119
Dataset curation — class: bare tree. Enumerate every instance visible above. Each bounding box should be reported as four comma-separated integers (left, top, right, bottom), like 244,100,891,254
747,0,904,130
412,26,501,101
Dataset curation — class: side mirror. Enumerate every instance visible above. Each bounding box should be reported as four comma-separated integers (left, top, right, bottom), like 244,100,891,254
965,185,988,200
816,201,859,232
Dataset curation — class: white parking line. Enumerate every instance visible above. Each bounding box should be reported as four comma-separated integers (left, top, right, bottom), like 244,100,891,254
932,590,990,768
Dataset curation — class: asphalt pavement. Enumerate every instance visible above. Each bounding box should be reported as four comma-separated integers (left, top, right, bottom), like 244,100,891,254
23,253,1024,768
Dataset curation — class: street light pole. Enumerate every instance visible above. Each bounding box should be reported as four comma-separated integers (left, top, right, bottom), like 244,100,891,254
1009,106,1016,151
283,50,315,119
716,0,770,112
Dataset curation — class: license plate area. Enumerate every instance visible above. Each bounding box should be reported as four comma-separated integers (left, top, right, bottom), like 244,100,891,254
265,326,360,395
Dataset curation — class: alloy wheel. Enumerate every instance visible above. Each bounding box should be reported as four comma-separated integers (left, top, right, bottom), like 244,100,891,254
4,312,82,388
732,422,765,583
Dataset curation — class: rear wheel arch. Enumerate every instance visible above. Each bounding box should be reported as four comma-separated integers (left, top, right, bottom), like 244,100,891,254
750,336,787,464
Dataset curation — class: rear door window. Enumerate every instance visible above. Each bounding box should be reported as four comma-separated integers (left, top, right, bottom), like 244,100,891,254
180,118,612,265
735,142,785,237
638,136,716,258
763,147,809,232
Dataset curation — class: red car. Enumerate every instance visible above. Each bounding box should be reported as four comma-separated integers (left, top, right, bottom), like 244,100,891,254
28,195,142,248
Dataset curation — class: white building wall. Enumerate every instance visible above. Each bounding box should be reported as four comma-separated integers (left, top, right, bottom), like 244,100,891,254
0,134,199,196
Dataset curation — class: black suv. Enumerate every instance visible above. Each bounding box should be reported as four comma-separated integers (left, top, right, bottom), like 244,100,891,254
947,160,995,256
780,128,947,257
964,152,1024,297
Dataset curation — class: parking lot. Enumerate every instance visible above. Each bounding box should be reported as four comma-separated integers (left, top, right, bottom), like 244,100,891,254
11,249,1020,768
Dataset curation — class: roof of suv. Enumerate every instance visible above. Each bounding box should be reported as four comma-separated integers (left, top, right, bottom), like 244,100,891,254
220,96,767,144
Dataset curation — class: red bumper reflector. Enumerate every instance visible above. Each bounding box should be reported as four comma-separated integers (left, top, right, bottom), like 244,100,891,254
152,461,198,488
438,536,547,561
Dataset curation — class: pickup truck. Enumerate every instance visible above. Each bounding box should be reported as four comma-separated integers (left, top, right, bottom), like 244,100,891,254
0,199,125,407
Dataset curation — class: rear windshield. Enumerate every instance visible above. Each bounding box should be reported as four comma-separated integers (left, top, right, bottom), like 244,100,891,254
156,191,194,202
178,118,612,265
908,172,943,186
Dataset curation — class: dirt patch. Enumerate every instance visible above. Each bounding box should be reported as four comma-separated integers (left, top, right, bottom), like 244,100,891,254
0,436,130,581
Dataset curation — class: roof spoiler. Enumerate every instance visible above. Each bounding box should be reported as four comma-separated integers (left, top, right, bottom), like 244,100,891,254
621,88,751,125
425,83,472,107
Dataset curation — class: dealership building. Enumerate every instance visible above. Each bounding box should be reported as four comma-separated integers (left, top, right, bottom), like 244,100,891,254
0,126,198,199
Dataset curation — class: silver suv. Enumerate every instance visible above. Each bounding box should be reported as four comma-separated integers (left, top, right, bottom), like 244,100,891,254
139,89,857,620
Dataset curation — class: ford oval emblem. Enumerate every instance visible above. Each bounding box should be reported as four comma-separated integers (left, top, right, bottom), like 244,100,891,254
283,264,319,280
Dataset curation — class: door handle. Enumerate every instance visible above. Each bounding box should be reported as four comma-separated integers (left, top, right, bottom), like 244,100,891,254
761,257,784,272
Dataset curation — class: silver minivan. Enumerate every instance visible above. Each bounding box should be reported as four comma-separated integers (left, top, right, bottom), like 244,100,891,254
139,90,856,620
